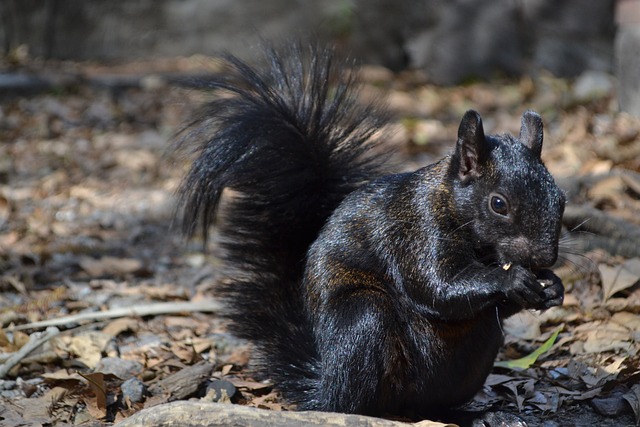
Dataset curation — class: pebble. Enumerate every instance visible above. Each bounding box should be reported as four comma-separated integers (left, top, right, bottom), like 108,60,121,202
0,379,16,390
590,392,629,416
205,379,237,402
121,377,146,403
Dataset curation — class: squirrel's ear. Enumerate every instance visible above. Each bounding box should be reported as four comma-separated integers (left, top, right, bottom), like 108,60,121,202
519,110,543,158
456,110,488,180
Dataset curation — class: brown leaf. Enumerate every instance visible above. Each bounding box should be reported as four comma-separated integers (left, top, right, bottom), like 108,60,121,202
599,259,640,301
611,312,640,333
588,175,626,204
484,374,517,387
170,342,199,364
568,358,618,388
0,194,10,229
527,390,560,412
64,331,112,369
0,398,34,427
41,369,84,383
83,396,107,420
191,337,213,354
606,292,640,312
228,378,272,393
164,316,200,340
251,391,284,411
21,386,71,424
500,378,536,411
503,310,541,340
621,173,640,197
12,330,30,350
220,364,233,376
606,356,628,377
79,256,143,277
579,322,635,355
0,328,12,350
102,317,139,337
79,371,108,418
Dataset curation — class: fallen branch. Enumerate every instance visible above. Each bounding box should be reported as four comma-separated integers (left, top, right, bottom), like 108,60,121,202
0,326,60,378
8,301,222,331
148,360,215,401
114,401,453,427
563,205,640,257
564,205,640,240
556,169,640,201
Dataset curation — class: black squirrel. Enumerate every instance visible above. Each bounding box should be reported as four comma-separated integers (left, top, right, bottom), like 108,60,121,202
175,44,566,419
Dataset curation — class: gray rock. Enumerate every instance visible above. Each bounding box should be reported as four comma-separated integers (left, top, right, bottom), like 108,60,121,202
591,392,629,417
94,357,143,380
0,379,16,390
121,377,146,404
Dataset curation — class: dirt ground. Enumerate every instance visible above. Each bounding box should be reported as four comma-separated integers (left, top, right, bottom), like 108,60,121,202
0,54,639,426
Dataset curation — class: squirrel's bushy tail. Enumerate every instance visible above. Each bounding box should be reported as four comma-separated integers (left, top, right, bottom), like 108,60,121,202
174,44,388,404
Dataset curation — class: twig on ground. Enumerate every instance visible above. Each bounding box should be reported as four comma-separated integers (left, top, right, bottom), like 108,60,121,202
0,326,60,378
7,300,222,331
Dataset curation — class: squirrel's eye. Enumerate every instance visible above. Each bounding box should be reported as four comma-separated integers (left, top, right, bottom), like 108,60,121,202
489,194,509,216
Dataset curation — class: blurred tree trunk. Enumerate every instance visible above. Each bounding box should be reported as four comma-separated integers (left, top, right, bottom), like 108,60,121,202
616,0,640,116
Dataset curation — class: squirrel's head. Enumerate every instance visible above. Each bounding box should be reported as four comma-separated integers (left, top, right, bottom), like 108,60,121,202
450,110,566,268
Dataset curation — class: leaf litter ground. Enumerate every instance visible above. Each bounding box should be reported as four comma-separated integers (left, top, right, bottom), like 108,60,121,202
0,56,639,426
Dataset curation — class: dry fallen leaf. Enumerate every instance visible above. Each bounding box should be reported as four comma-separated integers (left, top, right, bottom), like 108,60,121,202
20,386,72,425
79,256,143,277
228,378,272,393
599,259,640,301
579,322,635,355
79,372,108,419
102,317,140,337
611,311,640,333
602,356,627,376
64,331,113,369
503,310,542,340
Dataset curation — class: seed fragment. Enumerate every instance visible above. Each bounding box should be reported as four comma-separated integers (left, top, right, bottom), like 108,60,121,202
538,279,551,288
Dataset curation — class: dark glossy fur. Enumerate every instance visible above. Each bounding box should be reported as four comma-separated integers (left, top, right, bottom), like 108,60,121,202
175,44,565,419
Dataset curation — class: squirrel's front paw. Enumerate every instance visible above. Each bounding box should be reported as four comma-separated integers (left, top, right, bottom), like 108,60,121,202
504,265,545,309
533,269,564,310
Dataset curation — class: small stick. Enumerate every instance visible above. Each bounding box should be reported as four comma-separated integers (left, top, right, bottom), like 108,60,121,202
0,326,60,378
7,301,222,331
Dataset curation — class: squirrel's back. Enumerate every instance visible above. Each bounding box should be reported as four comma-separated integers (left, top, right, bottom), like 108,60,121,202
174,44,389,402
